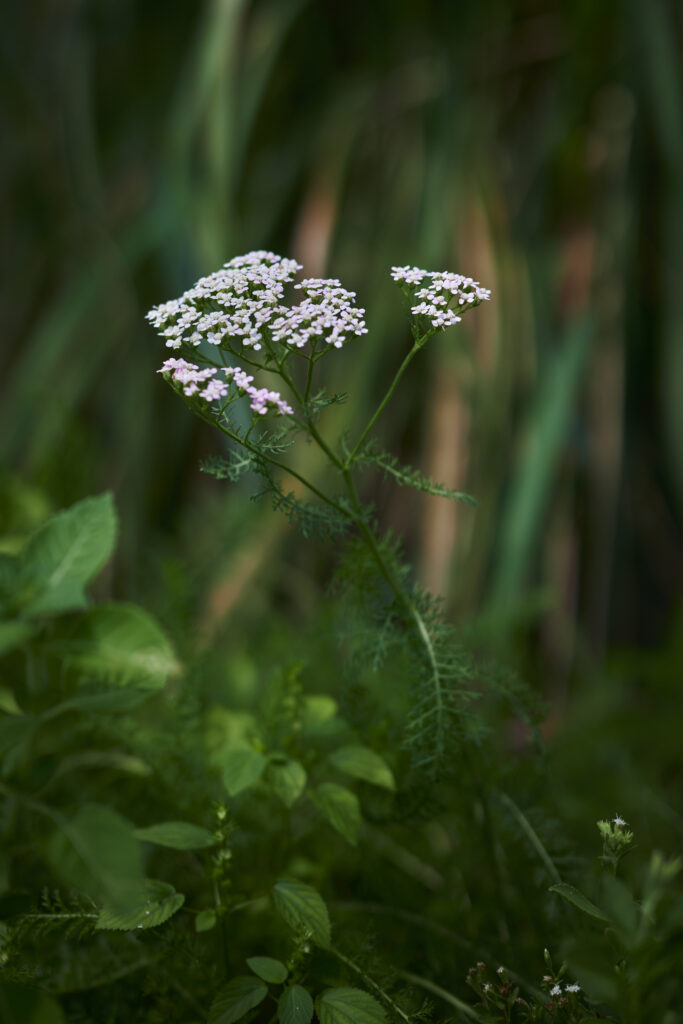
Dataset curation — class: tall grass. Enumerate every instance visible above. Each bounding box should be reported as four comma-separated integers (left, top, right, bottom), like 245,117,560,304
1,0,681,656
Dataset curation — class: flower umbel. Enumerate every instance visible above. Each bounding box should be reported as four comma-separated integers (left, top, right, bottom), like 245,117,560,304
391,264,491,330
149,251,490,431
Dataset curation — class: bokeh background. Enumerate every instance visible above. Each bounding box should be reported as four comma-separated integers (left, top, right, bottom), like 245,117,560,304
2,0,683,822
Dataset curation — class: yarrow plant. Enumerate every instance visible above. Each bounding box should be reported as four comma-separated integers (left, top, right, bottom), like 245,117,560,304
147,249,493,771
2,252,682,1024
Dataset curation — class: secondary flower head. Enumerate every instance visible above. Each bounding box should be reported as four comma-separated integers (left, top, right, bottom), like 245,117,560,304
158,357,293,417
391,264,491,331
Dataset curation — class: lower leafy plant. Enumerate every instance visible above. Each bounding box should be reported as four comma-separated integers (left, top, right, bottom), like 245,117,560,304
0,252,680,1021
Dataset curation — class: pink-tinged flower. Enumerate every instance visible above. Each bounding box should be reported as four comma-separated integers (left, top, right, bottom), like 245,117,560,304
391,264,491,331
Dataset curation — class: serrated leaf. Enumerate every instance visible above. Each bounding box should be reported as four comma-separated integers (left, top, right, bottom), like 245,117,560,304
56,803,144,907
311,783,361,845
328,746,395,790
272,878,331,948
355,444,477,506
279,984,314,1024
247,956,288,983
133,821,217,850
0,620,34,656
15,493,117,617
96,879,184,931
208,976,268,1024
223,748,267,796
316,987,386,1024
268,758,307,808
195,909,217,932
58,603,179,690
549,883,611,922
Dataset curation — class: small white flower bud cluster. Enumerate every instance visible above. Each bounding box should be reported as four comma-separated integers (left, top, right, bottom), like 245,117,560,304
270,278,368,349
158,358,293,417
223,366,294,417
146,251,302,353
158,358,225,399
390,264,491,330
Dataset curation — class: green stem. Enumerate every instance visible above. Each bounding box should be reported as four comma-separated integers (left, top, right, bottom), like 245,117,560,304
339,467,447,758
398,971,486,1022
344,331,432,468
213,877,229,977
195,404,345,516
331,947,412,1023
304,351,315,402
277,363,345,471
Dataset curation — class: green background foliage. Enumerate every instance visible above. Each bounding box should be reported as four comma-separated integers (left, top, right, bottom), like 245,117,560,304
1,1,682,1021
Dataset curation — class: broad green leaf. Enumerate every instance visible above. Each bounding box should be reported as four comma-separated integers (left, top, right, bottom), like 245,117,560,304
0,621,34,656
48,750,151,781
268,757,307,807
302,695,337,725
208,976,268,1024
15,493,116,617
328,745,395,790
599,874,639,935
97,879,184,931
549,883,611,923
223,748,267,796
272,878,331,948
56,803,144,907
316,987,386,1024
59,603,179,690
279,984,314,1024
311,783,361,845
0,686,22,715
133,821,217,850
43,689,154,716
195,909,217,932
247,956,288,983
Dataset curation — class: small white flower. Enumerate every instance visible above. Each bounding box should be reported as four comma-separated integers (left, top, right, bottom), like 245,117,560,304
496,966,505,975
550,984,562,997
483,983,491,993
397,265,490,331
565,983,581,994
613,815,628,827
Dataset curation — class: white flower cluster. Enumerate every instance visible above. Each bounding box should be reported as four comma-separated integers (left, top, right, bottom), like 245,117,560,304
158,358,222,399
146,251,366,354
390,264,491,330
223,366,294,416
271,278,368,349
550,982,581,997
158,358,293,417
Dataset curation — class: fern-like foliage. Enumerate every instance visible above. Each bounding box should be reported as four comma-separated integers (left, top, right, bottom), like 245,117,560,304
201,450,261,483
352,441,477,505
304,388,349,420
201,425,298,484
252,475,349,540
402,588,484,772
8,889,99,945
